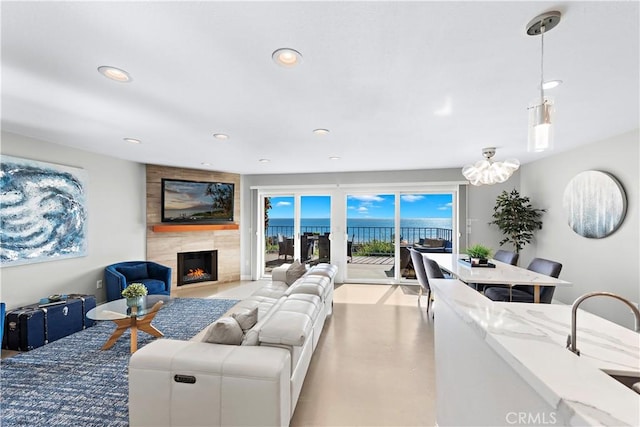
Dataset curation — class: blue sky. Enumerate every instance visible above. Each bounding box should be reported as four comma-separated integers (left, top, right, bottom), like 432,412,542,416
267,194,452,219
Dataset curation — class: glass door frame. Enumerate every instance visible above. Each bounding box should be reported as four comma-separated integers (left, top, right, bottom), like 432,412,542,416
257,189,335,279
342,184,460,285
253,183,461,284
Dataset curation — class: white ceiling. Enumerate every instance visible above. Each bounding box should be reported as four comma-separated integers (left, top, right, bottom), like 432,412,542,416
2,1,638,176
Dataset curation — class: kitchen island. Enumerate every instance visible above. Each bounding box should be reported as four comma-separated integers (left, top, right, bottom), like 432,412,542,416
430,278,639,426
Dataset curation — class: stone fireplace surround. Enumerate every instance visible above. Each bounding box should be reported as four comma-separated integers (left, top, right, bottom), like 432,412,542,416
145,165,241,292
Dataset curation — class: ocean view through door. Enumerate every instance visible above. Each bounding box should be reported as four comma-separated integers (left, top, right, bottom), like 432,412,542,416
259,188,455,283
263,194,331,274
345,192,453,283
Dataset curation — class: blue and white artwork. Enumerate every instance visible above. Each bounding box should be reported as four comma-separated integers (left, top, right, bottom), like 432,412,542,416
1,155,88,266
562,170,627,239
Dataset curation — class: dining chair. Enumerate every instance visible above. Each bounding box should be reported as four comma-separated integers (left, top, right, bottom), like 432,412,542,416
493,250,519,266
424,255,448,316
484,257,563,303
473,249,520,292
409,248,432,315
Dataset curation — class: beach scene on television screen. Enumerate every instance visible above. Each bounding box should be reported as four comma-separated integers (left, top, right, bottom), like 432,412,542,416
164,180,233,222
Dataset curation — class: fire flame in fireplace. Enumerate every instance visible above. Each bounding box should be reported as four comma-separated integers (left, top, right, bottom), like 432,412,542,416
186,268,207,280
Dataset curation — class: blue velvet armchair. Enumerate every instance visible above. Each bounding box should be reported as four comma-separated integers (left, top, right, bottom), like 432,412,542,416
105,261,172,302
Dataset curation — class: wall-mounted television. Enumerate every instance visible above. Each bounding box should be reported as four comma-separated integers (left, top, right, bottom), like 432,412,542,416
161,178,234,223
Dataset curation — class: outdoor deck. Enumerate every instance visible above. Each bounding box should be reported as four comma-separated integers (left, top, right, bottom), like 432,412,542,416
264,253,415,281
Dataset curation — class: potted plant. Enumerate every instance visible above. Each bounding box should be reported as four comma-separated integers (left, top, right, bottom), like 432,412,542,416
464,244,492,266
489,189,546,254
122,282,148,307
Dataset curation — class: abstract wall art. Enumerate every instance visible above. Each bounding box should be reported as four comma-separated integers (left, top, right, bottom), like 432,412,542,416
562,170,627,239
1,155,88,267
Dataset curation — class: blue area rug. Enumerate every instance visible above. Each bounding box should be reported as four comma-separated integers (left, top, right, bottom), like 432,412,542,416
0,297,238,427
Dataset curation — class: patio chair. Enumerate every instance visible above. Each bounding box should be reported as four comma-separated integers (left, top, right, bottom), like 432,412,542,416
278,235,294,260
318,235,330,261
300,235,314,262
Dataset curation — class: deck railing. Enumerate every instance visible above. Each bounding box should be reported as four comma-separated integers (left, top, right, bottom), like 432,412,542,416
266,225,452,244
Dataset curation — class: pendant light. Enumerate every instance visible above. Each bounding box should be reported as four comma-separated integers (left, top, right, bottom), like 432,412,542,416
527,11,561,152
462,147,520,186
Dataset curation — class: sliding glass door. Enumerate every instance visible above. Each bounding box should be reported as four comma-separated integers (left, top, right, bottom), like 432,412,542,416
256,185,457,282
345,191,454,283
345,193,397,283
262,193,331,275
264,195,295,274
300,195,331,264
399,193,453,280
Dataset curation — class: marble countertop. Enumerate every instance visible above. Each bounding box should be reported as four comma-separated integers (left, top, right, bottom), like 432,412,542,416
430,278,640,426
428,253,572,286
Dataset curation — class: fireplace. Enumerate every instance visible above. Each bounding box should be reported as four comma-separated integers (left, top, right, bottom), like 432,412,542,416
177,250,218,286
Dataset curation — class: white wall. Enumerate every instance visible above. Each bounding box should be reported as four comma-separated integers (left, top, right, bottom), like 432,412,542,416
465,170,521,251
520,130,639,328
0,132,147,308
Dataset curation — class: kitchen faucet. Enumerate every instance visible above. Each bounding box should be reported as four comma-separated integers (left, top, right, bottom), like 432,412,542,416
567,292,640,356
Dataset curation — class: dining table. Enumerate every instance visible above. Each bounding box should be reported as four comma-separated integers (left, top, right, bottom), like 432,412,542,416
427,253,572,303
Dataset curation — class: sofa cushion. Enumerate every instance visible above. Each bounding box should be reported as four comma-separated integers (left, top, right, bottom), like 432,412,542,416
285,282,324,298
232,307,258,331
306,263,337,279
271,263,291,284
251,282,288,299
243,297,286,346
203,317,244,345
286,260,307,285
117,264,148,281
259,311,312,347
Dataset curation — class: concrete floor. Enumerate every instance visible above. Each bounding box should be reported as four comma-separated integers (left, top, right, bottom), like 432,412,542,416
179,280,437,426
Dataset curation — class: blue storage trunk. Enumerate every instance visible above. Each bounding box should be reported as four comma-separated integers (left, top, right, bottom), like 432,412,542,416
42,298,83,343
4,305,46,351
67,294,97,328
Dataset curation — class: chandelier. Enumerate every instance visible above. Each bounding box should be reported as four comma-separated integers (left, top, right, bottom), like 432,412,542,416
462,147,520,186
527,11,561,152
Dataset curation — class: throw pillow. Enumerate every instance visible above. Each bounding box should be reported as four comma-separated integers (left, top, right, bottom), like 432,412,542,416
202,317,243,345
231,307,258,331
117,264,148,281
286,259,307,286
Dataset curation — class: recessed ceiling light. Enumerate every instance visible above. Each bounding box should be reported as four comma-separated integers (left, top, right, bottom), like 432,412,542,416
213,133,229,140
259,158,271,163
542,80,562,90
98,66,132,82
329,156,341,161
123,138,141,144
272,48,303,68
313,129,330,135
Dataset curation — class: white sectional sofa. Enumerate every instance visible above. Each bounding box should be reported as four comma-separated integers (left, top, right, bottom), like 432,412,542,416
128,263,337,427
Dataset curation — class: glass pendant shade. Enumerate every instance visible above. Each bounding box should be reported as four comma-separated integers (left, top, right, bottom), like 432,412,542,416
528,98,555,152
